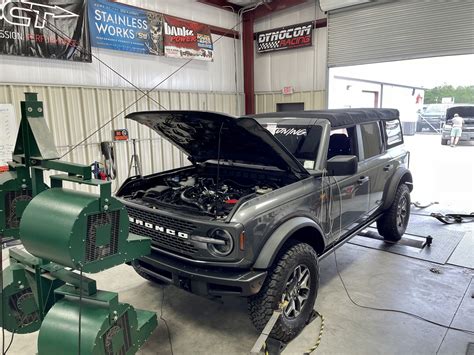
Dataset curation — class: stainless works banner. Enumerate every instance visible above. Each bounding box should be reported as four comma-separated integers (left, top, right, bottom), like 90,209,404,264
89,0,164,56
0,0,91,62
163,14,213,61
257,21,313,53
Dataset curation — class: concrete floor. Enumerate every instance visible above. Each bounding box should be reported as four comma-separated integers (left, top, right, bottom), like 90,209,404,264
2,134,474,355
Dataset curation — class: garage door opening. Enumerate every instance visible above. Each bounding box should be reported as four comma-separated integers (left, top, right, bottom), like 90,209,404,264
328,54,474,210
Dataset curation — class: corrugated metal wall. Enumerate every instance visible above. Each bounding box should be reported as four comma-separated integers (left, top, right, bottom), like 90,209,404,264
255,90,326,113
254,2,327,93
0,84,243,192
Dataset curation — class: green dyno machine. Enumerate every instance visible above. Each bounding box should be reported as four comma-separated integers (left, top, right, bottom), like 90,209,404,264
0,93,157,354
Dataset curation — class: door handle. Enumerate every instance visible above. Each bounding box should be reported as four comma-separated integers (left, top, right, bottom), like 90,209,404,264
357,176,369,185
383,164,393,172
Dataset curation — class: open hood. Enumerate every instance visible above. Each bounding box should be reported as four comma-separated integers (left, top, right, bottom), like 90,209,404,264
126,111,309,178
446,106,474,121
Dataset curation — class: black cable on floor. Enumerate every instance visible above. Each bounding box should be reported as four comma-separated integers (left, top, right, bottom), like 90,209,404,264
159,287,174,355
3,332,14,355
333,249,474,336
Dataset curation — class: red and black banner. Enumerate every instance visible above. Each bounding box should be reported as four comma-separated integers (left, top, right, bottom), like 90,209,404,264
256,21,313,53
0,0,91,62
163,14,213,61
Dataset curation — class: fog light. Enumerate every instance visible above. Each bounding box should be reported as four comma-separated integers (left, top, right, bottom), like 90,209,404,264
208,229,234,256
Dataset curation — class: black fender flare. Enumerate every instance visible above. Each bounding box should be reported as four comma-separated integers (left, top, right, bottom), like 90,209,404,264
382,167,413,210
252,217,325,270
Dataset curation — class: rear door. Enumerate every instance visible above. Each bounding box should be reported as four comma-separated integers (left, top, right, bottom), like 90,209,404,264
357,122,387,213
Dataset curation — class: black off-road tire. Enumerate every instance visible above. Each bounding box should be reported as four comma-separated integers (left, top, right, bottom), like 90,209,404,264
377,183,411,242
441,138,449,145
132,262,167,285
248,242,319,343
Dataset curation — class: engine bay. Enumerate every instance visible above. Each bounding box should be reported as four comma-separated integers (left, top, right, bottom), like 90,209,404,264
120,164,296,219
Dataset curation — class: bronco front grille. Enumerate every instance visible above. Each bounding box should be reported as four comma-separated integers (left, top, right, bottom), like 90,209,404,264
126,206,199,256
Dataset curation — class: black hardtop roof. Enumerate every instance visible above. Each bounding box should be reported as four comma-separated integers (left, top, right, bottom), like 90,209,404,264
248,108,399,128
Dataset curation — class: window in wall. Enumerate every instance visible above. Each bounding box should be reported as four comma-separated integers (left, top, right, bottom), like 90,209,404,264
360,122,382,159
276,102,305,112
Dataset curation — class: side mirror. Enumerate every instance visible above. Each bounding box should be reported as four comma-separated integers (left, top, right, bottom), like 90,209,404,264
326,155,358,176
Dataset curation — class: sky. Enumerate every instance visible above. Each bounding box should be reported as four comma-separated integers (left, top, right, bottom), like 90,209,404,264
330,54,474,89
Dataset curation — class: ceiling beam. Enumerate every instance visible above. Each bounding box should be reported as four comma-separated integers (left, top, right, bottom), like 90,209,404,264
252,0,308,19
197,0,242,12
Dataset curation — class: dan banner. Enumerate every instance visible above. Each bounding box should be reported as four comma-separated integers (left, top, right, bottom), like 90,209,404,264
0,0,91,62
163,15,213,62
89,0,163,55
257,22,313,53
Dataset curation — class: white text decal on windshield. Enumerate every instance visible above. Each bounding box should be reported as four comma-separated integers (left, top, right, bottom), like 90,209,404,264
275,127,307,136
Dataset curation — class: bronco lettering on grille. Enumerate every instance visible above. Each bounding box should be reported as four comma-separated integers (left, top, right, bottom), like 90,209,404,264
129,217,189,239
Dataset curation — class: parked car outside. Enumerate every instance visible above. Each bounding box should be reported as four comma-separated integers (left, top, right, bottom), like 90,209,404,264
441,105,474,145
117,109,413,341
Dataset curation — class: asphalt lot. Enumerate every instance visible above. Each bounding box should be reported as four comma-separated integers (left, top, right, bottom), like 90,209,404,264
404,132,474,212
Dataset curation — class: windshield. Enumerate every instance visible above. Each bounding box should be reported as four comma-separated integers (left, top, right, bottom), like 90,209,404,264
262,124,322,170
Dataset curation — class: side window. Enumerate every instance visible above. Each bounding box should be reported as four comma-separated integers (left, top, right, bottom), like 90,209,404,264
327,126,358,160
360,122,382,160
384,119,403,149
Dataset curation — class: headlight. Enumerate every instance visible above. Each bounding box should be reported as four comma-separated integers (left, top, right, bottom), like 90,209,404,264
208,229,234,256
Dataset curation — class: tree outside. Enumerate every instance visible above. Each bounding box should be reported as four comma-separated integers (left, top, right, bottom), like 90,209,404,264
424,85,474,104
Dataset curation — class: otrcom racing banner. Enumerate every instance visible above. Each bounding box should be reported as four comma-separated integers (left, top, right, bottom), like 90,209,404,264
163,14,213,62
0,0,91,62
257,21,313,53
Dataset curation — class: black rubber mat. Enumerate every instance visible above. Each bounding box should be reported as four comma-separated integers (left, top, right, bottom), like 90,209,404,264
447,233,474,269
349,228,465,264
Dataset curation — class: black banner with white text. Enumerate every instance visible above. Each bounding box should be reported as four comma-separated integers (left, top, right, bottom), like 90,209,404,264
256,21,313,53
0,0,91,62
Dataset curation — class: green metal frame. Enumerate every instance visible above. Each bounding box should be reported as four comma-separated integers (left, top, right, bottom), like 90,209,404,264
1,93,157,354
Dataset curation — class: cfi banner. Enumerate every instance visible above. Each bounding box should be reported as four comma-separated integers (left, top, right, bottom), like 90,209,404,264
0,0,91,62
163,14,213,62
89,0,163,56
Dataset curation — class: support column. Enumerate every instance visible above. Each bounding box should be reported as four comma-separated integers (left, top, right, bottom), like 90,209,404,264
242,11,255,115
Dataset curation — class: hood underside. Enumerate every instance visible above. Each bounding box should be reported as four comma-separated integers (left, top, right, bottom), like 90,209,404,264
126,111,309,177
446,106,474,121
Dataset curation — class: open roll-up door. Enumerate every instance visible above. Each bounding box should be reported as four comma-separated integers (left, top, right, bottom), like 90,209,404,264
328,1,474,68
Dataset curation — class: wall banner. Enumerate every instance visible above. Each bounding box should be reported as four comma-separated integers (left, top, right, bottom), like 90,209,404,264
163,15,213,62
89,0,163,55
0,0,91,62
256,21,313,53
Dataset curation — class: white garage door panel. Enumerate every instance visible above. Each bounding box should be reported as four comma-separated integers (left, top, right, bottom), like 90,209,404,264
328,1,474,67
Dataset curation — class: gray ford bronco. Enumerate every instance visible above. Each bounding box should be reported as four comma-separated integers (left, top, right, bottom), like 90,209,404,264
116,108,413,341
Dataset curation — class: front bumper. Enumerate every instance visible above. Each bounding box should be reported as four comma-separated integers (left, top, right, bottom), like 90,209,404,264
136,249,267,297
